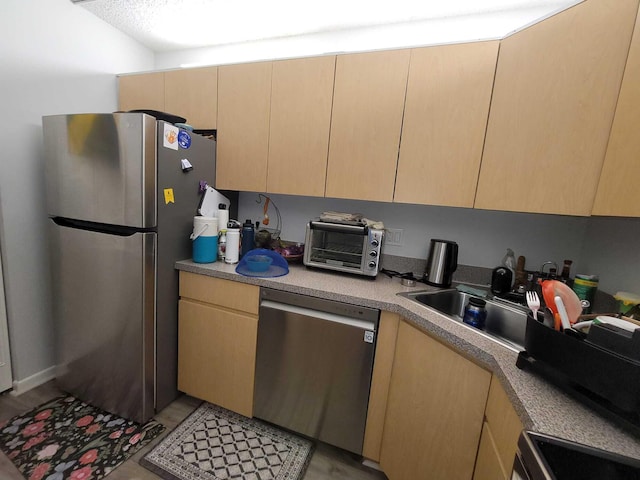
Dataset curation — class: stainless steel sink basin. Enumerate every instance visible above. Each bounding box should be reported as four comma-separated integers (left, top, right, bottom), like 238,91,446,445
398,287,528,352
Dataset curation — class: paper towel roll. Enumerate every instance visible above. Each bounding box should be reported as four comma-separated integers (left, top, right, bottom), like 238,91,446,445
218,208,229,232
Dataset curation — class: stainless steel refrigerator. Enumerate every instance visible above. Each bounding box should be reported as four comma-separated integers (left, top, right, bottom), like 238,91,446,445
43,112,215,423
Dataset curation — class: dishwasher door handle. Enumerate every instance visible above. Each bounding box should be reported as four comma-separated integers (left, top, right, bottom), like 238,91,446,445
260,300,376,331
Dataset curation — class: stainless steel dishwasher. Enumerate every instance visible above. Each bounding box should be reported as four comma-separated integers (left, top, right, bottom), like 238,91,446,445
253,288,380,455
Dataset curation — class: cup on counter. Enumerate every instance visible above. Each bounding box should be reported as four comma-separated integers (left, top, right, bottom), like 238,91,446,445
572,274,599,314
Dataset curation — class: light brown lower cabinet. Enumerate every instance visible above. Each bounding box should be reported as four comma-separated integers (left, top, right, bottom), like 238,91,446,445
474,376,524,479
363,311,400,461
177,272,259,418
380,320,492,480
474,422,506,480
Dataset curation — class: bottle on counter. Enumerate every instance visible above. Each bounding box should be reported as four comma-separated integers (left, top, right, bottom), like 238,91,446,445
241,219,255,258
225,224,240,264
513,255,527,291
560,260,573,284
501,248,517,288
217,204,229,234
218,229,227,262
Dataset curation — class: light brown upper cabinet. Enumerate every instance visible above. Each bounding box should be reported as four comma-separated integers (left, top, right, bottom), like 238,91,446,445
164,66,218,129
118,69,216,128
326,50,410,202
394,41,499,208
266,56,335,197
118,72,165,112
475,0,639,216
216,61,273,192
592,4,640,217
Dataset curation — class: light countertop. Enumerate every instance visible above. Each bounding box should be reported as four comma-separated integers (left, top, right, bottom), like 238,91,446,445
176,259,640,460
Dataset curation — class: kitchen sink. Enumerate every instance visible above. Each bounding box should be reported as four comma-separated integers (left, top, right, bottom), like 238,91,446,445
398,286,528,352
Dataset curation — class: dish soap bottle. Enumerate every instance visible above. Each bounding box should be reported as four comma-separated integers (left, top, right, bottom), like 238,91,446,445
502,248,516,287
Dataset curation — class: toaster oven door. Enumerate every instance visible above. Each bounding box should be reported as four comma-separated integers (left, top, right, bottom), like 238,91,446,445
304,221,368,272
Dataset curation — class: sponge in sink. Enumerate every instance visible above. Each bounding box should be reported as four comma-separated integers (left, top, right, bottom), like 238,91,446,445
456,284,489,298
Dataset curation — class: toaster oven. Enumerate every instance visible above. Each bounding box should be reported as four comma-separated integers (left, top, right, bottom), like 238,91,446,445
303,220,384,277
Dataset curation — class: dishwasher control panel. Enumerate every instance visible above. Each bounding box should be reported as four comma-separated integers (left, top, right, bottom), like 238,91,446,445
260,288,380,323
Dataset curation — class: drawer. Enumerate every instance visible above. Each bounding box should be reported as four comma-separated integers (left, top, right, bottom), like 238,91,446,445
179,271,259,315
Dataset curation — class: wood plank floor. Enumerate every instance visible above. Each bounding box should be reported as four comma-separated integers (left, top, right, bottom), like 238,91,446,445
0,382,387,479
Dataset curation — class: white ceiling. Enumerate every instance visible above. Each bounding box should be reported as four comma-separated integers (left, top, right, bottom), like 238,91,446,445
72,0,580,53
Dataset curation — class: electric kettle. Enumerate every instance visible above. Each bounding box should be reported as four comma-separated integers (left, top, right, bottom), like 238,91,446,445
423,239,458,288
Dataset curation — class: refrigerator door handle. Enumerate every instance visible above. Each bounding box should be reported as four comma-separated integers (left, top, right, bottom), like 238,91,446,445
260,300,376,331
51,217,156,236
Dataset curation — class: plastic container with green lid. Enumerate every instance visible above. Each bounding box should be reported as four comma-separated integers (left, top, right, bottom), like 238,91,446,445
614,291,640,315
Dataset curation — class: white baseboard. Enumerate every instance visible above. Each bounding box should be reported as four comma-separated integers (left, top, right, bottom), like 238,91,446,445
362,459,383,471
10,366,56,396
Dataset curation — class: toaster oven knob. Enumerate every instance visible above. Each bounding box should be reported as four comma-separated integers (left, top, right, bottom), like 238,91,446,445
368,261,377,268
371,239,380,247
369,250,378,257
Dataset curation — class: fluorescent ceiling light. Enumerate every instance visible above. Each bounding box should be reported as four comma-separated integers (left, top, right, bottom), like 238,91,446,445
74,0,580,53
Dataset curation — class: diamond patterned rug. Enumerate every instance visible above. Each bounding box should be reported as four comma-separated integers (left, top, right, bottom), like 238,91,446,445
140,402,314,480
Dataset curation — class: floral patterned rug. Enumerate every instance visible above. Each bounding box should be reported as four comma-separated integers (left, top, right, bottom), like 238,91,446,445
0,395,165,480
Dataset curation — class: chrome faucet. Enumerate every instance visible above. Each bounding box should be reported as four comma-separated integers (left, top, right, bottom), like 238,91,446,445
540,261,558,277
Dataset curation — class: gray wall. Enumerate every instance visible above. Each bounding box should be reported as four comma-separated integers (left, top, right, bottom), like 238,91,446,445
0,0,153,389
237,193,639,296
236,193,589,271
581,217,640,295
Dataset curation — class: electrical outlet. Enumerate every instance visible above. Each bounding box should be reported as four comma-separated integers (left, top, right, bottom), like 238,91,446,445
385,228,404,246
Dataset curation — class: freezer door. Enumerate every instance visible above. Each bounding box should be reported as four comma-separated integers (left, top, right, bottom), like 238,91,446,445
43,113,157,228
49,221,155,423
